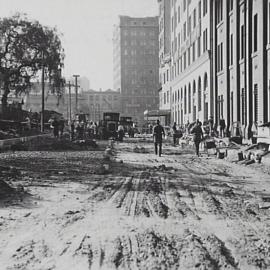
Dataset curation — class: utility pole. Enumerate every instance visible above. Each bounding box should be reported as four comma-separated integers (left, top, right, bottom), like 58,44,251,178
41,51,45,132
73,74,80,113
68,81,72,122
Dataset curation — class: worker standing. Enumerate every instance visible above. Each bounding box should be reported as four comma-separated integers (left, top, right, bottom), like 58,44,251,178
191,119,204,156
153,119,165,157
172,122,177,146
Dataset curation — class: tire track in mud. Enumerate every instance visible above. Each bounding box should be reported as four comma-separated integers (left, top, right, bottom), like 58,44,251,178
229,224,270,269
102,170,170,219
166,178,201,220
109,177,133,208
74,235,93,269
10,239,54,270
178,231,239,270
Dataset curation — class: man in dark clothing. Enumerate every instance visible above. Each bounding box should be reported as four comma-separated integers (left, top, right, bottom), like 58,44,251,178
219,118,226,138
172,122,177,146
191,119,204,156
153,120,165,156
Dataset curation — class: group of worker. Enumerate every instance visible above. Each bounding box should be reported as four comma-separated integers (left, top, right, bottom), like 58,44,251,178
152,119,204,157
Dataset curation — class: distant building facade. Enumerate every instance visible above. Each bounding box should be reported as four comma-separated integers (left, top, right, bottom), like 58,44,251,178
214,0,270,137
23,83,120,123
113,16,160,126
158,0,270,139
83,89,121,122
158,0,212,126
157,0,172,125
23,82,66,115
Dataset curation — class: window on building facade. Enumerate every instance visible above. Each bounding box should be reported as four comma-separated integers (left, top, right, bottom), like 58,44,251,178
164,92,166,104
188,86,191,113
184,52,187,69
230,34,233,65
217,43,223,72
269,3,270,44
198,77,202,111
217,44,220,71
254,14,258,52
241,88,247,125
198,1,201,19
184,87,187,113
167,69,169,82
198,36,201,57
178,6,181,23
228,0,233,12
216,0,223,24
193,9,196,29
220,43,223,70
203,0,207,16
184,22,187,41
192,42,195,62
172,17,174,32
241,25,245,59
188,16,191,35
188,47,190,66
203,29,207,52
183,0,186,12
253,84,258,123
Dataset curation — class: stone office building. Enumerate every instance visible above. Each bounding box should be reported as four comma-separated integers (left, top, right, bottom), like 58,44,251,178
158,0,212,126
213,0,270,137
113,16,160,126
157,0,172,125
158,0,270,138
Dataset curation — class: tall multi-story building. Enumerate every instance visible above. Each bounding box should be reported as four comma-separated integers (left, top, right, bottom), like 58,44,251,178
158,0,212,126
113,16,160,126
158,0,172,125
212,0,270,137
158,0,270,139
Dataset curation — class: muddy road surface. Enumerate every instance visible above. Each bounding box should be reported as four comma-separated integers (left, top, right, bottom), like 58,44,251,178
0,140,270,269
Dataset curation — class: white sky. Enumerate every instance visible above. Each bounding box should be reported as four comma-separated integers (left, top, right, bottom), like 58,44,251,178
0,0,158,90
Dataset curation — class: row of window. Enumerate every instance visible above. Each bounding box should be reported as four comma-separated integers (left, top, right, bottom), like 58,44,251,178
123,49,157,56
171,0,207,35
88,95,118,101
168,30,208,82
123,30,155,37
171,0,207,17
161,74,208,115
239,13,258,61
123,58,156,65
124,40,156,46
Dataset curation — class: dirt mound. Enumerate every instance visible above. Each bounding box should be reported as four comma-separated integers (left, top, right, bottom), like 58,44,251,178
0,179,16,198
26,138,98,151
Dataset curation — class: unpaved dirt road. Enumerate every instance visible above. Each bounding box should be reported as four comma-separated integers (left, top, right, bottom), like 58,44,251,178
0,139,270,270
